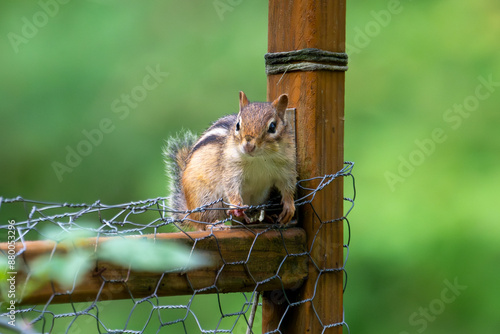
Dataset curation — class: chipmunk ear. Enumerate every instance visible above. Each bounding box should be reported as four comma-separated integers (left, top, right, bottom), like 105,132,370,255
272,94,288,118
239,91,249,110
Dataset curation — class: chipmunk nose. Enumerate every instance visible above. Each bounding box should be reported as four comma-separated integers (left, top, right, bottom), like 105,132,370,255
242,137,256,154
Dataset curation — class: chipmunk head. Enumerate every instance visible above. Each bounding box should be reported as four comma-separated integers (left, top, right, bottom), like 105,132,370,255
234,91,289,156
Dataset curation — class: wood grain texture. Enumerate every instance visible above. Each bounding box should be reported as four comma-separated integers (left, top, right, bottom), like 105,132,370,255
1,228,307,305
265,0,346,333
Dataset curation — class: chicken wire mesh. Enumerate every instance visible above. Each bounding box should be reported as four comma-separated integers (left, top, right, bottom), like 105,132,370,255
0,161,354,334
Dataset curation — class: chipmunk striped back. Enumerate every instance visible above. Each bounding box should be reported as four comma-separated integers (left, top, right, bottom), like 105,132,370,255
188,114,237,159
163,115,238,227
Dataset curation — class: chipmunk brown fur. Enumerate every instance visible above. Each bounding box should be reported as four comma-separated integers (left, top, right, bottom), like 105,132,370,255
164,92,296,230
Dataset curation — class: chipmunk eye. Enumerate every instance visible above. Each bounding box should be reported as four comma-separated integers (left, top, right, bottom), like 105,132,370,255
268,121,277,134
235,121,240,132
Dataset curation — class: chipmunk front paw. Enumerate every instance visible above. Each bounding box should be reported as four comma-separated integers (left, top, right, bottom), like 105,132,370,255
277,197,295,225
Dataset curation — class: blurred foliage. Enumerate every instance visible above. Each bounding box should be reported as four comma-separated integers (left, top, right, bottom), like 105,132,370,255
98,237,208,272
1,0,500,333
0,228,207,318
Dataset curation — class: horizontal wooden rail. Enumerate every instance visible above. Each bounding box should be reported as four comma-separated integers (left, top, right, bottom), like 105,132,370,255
2,227,307,305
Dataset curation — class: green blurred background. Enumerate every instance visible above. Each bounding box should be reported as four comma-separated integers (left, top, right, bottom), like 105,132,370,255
1,0,499,333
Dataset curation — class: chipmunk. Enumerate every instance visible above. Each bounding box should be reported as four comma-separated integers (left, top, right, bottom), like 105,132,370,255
163,92,297,231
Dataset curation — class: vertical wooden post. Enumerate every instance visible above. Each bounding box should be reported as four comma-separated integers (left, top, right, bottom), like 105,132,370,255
263,0,346,333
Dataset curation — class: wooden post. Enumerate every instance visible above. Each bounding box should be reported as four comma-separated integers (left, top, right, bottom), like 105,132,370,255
264,0,346,333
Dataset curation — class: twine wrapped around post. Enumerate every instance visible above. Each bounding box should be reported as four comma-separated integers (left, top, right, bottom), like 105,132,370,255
265,48,348,75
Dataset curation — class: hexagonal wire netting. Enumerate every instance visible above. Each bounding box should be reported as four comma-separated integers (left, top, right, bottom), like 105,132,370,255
0,162,354,334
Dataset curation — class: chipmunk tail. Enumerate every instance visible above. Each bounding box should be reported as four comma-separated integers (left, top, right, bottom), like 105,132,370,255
163,130,197,217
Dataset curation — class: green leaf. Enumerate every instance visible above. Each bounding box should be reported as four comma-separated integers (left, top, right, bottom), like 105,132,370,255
97,238,209,272
30,251,93,288
0,262,10,305
41,225,94,243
